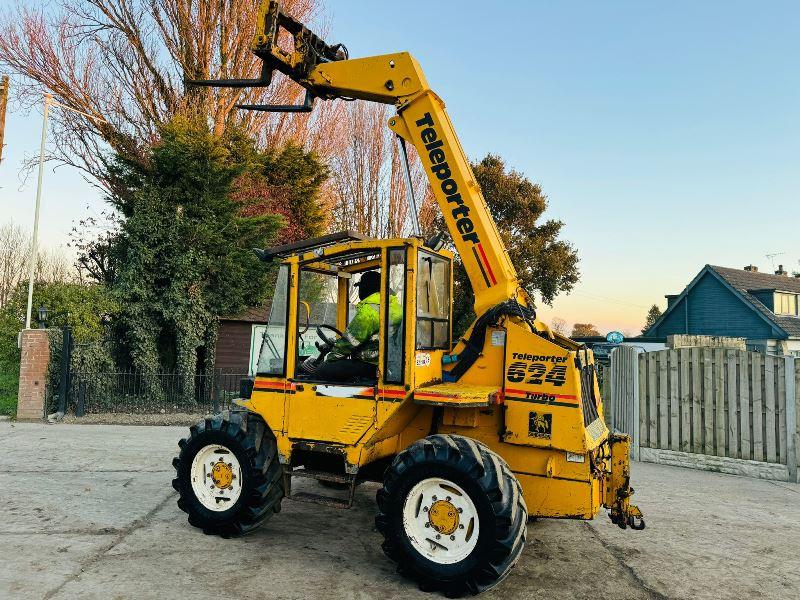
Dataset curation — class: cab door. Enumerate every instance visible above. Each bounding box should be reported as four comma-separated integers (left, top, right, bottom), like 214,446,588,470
286,263,378,444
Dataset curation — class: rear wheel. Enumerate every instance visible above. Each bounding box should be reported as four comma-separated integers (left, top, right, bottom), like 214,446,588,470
172,410,284,537
376,434,527,596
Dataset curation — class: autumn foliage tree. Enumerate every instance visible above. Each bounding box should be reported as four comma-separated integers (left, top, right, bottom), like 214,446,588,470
571,323,600,337
432,154,579,336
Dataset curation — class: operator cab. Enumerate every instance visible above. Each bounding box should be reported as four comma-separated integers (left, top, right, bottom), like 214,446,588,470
255,231,453,389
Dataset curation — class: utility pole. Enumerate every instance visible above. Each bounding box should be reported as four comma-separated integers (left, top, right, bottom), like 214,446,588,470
0,76,8,164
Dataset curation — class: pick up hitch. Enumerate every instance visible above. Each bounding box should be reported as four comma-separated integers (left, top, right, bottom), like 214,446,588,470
608,487,646,530
604,433,646,531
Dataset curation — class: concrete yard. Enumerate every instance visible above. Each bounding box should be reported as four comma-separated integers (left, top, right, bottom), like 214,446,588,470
1,421,798,600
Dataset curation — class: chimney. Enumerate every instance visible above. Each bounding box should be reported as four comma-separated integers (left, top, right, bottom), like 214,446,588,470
743,265,758,272
665,294,679,307
775,264,788,276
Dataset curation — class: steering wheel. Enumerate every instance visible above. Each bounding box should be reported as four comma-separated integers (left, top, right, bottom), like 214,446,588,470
315,324,343,352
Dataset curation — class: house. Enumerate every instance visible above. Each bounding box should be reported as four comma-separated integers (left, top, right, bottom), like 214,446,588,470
646,264,800,356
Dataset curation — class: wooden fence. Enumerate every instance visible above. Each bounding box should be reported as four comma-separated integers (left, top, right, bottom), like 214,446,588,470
606,345,640,460
605,346,799,482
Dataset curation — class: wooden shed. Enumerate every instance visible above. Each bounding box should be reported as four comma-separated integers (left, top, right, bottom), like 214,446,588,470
215,305,271,374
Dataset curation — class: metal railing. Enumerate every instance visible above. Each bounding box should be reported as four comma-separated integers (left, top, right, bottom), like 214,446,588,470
64,369,250,415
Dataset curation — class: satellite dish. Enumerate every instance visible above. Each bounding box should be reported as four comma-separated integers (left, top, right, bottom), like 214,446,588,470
606,331,624,344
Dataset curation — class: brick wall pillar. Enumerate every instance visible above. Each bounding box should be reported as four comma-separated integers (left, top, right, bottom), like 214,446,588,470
16,329,50,421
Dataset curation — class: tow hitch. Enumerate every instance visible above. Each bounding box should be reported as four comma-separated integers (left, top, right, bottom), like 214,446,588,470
603,433,646,531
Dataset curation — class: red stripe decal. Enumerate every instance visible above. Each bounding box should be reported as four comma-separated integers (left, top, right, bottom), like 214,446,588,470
476,244,497,285
254,381,295,392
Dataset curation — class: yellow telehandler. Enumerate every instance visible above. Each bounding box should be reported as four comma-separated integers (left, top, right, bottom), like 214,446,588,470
172,2,644,595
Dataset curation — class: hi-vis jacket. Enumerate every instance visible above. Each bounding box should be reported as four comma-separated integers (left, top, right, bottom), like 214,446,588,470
326,292,402,364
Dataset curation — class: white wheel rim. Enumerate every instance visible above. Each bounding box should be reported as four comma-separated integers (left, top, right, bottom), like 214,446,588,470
402,477,480,565
190,444,243,512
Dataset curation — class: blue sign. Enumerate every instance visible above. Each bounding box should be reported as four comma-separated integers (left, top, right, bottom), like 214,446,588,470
606,331,624,344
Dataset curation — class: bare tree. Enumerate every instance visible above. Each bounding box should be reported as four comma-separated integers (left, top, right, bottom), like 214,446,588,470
0,0,341,180
329,102,434,238
68,211,120,285
35,246,79,285
0,220,28,307
0,220,81,307
550,317,568,335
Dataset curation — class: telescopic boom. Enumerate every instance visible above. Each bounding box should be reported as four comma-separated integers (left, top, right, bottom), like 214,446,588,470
189,0,525,316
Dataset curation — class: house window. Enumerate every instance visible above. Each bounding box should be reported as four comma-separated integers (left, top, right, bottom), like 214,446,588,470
775,293,798,316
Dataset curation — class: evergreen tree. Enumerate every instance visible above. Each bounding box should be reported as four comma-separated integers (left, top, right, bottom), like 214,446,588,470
110,118,327,378
642,304,663,334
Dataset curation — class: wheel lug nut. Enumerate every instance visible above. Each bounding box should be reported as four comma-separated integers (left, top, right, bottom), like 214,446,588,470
459,524,464,529
450,535,455,540
458,508,463,513
446,496,451,501
423,506,428,512
432,496,437,501
424,522,430,528
436,534,441,539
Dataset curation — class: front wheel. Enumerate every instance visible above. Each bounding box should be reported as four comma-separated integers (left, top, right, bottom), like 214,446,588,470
376,435,527,596
172,410,284,537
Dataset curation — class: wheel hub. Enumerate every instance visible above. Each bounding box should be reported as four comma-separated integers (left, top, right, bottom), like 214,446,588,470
428,499,459,535
211,459,233,489
189,444,243,511
402,477,479,565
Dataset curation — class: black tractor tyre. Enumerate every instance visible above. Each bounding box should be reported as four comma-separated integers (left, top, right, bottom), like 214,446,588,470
172,410,284,538
376,434,528,597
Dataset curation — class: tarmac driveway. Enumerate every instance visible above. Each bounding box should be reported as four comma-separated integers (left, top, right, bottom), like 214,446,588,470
1,421,798,599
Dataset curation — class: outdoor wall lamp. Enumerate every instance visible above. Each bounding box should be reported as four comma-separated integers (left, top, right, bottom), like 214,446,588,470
37,304,49,328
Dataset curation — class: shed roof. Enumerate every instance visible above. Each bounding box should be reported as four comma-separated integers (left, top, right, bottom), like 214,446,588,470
220,305,271,324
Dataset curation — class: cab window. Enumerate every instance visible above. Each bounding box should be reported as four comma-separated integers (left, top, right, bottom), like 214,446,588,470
256,265,289,376
296,269,338,360
416,251,450,350
385,248,407,383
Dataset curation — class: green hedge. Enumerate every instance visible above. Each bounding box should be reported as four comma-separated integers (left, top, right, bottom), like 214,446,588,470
0,369,17,416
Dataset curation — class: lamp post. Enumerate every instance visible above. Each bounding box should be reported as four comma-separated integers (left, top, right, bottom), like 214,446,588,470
24,93,107,329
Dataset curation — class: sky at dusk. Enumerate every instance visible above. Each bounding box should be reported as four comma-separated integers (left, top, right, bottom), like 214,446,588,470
1,0,798,336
